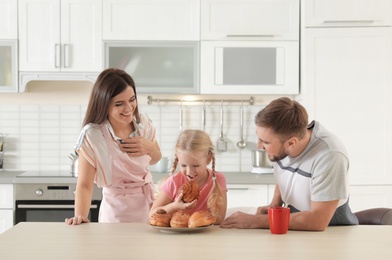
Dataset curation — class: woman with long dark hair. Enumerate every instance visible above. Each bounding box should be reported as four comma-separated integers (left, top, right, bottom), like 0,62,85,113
66,68,161,224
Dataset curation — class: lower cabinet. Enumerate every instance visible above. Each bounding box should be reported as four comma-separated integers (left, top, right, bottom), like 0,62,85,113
226,184,392,215
227,184,270,209
0,210,13,234
349,185,392,213
0,184,13,234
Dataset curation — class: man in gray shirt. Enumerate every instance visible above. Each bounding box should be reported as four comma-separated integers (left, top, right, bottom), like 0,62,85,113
221,97,358,231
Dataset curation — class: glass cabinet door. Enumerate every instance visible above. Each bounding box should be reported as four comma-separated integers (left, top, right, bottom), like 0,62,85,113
105,42,199,94
0,41,17,92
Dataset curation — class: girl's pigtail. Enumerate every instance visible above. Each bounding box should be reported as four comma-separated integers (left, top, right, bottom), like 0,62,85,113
207,150,224,219
170,155,179,175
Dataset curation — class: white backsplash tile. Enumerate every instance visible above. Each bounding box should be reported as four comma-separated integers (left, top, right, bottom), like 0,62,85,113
0,103,264,172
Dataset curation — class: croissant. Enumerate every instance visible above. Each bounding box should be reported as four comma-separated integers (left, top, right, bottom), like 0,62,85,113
170,210,191,228
179,181,199,203
188,210,216,228
150,209,171,227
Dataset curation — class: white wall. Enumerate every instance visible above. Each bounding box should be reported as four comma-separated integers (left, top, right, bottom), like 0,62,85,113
0,80,289,173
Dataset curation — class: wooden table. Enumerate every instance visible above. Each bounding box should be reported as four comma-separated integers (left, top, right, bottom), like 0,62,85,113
0,222,391,259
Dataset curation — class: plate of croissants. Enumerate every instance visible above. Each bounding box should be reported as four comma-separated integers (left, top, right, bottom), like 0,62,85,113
150,209,216,233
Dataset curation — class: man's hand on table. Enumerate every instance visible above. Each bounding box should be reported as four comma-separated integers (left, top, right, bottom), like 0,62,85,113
220,211,265,229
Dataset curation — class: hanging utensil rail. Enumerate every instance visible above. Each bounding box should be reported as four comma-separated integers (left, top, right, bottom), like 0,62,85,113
147,96,254,105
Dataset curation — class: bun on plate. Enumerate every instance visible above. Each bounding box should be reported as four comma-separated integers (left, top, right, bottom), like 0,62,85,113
150,209,171,227
188,210,216,228
179,181,199,203
170,210,191,228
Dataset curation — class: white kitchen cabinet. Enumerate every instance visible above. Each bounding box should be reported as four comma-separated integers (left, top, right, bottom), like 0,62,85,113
0,184,13,234
200,0,299,94
0,0,17,39
103,0,200,41
0,40,18,92
0,210,13,234
18,0,102,72
268,184,275,202
349,185,392,212
105,42,199,94
300,2,392,186
201,0,299,40
227,184,269,209
0,0,18,92
304,0,392,27
200,40,299,94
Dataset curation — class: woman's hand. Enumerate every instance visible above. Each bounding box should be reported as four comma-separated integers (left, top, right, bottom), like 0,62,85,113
65,216,90,225
119,137,162,164
119,136,152,156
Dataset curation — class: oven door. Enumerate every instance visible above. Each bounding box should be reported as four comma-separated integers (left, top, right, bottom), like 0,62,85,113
15,200,101,224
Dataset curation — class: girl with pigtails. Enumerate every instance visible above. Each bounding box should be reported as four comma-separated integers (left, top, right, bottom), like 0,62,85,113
150,129,228,224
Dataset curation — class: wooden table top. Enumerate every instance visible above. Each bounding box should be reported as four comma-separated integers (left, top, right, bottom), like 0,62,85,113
0,222,391,260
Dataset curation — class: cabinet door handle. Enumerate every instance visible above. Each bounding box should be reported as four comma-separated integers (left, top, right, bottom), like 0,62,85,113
228,188,249,191
226,34,275,38
17,204,98,209
54,44,61,68
323,20,375,24
64,44,70,68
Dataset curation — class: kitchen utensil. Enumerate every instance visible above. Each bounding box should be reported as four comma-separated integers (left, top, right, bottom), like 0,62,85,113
236,103,247,149
68,152,79,177
216,101,227,152
251,149,272,168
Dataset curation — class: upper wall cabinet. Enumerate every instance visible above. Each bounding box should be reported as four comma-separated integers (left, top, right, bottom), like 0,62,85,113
0,40,18,92
200,40,299,94
201,0,299,40
105,42,199,93
304,0,392,27
0,0,17,39
18,0,103,72
103,0,200,41
0,0,18,92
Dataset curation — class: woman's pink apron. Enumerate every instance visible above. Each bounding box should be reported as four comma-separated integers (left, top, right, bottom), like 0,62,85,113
99,126,155,223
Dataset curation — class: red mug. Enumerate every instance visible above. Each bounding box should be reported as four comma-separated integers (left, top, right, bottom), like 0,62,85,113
268,206,290,234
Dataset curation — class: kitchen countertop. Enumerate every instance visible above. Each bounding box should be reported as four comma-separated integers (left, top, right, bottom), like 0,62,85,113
0,222,391,259
0,171,275,185
0,171,25,184
152,171,275,185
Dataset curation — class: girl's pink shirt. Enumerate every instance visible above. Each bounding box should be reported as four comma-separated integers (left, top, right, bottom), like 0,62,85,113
160,169,227,214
